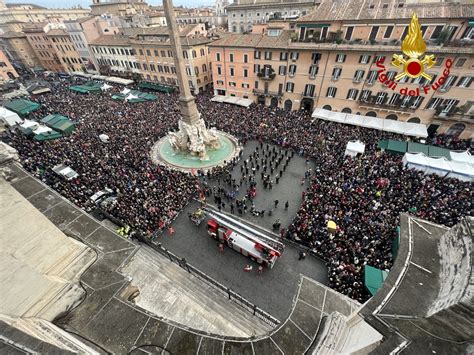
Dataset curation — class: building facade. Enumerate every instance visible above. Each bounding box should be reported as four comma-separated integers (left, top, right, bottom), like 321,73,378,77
0,3,90,24
24,25,64,72
46,29,83,73
0,31,41,69
0,50,18,81
210,1,474,138
90,0,149,16
226,0,316,33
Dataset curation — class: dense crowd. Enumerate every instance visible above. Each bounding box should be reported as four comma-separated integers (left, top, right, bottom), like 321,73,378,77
2,80,472,302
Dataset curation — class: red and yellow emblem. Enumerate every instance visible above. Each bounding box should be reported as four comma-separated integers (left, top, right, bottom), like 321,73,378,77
392,13,435,81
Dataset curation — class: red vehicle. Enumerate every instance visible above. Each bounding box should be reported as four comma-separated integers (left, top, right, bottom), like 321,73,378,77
206,209,284,268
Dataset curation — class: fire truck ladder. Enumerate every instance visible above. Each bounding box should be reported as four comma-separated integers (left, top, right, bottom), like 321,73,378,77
204,207,285,254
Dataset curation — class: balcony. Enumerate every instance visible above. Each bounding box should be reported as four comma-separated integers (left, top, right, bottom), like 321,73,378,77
253,89,282,98
358,98,417,113
433,105,474,122
257,72,276,81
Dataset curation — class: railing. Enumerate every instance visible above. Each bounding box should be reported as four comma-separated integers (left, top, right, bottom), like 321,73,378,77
135,234,281,328
358,99,417,112
252,89,282,98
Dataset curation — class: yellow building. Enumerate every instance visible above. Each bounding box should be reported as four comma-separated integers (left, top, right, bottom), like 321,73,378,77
0,50,18,81
210,0,474,139
0,3,90,24
47,29,83,73
0,31,41,69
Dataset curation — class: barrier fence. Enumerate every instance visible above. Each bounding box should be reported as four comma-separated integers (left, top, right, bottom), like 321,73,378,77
135,234,280,328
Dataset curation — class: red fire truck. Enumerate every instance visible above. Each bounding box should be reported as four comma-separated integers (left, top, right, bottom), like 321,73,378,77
205,208,285,268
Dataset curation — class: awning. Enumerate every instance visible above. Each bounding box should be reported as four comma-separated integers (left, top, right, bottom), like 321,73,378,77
4,99,41,116
387,140,408,154
0,107,21,126
211,95,253,108
364,265,388,296
139,81,175,93
428,146,451,159
41,114,76,135
105,76,134,85
407,142,429,155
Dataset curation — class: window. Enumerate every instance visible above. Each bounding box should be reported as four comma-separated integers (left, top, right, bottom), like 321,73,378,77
358,90,371,103
455,58,466,67
290,52,299,61
243,68,248,77
194,66,199,75
146,49,151,56
242,83,249,88
279,65,286,75
373,55,385,64
254,64,260,73
367,70,378,84
336,54,346,63
216,52,221,61
311,52,321,64
286,82,294,92
280,52,288,61
427,97,443,110
229,82,236,87
154,49,159,56
217,80,224,85
183,51,188,59
359,55,371,64
347,88,358,100
200,48,205,56
326,87,337,98
304,84,315,97
410,96,424,109
388,93,400,106
244,54,248,63
309,65,318,78
431,25,444,39
369,26,379,40
353,70,365,83
384,26,394,38
439,76,457,91
230,67,235,76
289,64,297,76
375,92,387,105
442,99,459,114
161,50,166,57
186,67,191,75
420,26,428,36
434,57,444,67
264,51,272,60
217,65,222,75
345,26,354,40
457,76,472,88
202,64,207,72
332,67,342,81
254,50,261,59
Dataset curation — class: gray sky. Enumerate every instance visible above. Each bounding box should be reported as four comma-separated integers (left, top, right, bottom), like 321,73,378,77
6,0,215,9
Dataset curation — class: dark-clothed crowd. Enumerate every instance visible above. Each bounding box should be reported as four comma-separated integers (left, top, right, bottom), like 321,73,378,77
2,80,472,302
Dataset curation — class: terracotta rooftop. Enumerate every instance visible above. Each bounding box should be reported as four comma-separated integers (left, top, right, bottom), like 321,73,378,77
47,29,68,36
297,0,474,22
123,24,202,38
209,31,290,49
0,31,27,39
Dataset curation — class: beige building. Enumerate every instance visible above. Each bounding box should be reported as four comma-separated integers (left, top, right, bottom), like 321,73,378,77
0,3,90,25
47,29,83,73
0,31,41,69
90,0,149,16
24,24,64,72
129,24,213,93
0,49,18,81
210,0,474,139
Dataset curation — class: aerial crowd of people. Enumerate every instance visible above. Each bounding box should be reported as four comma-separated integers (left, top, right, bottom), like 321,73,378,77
2,77,472,302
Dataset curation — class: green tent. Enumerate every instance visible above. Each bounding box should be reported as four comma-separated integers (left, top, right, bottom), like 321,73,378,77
41,114,76,135
377,140,389,150
139,81,175,93
4,99,41,116
428,146,451,159
34,130,62,141
407,142,429,155
386,140,408,154
69,82,102,94
69,86,90,94
364,265,389,296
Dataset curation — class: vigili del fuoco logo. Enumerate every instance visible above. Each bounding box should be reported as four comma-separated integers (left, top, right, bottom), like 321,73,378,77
375,13,453,97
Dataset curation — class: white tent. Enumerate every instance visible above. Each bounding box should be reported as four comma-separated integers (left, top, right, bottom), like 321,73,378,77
101,83,113,91
121,88,131,95
106,76,133,85
403,153,450,177
99,134,110,143
210,95,253,108
345,140,366,157
312,108,428,137
382,119,406,134
52,164,79,180
125,93,139,101
34,125,53,135
0,107,21,126
447,160,474,182
450,151,474,165
360,116,385,130
426,157,453,176
20,119,39,131
91,74,108,80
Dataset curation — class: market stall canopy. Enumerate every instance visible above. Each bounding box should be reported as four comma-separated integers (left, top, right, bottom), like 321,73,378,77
312,108,428,137
364,265,388,296
345,140,366,157
407,142,429,155
69,81,102,94
106,76,133,85
112,90,157,103
41,114,76,135
52,164,78,180
4,99,40,116
0,107,21,126
387,140,408,155
139,82,175,93
450,151,474,165
211,95,253,108
26,83,51,95
403,153,473,181
101,83,113,91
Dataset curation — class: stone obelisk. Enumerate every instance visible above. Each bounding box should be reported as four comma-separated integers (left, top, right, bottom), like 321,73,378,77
163,0,219,158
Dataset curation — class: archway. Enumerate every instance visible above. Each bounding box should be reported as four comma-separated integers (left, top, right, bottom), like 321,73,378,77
366,111,377,117
386,114,398,120
284,99,293,111
341,107,352,114
408,117,421,123
301,98,314,112
446,123,466,137
270,97,278,108
322,105,332,111
356,112,361,115
257,95,265,105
